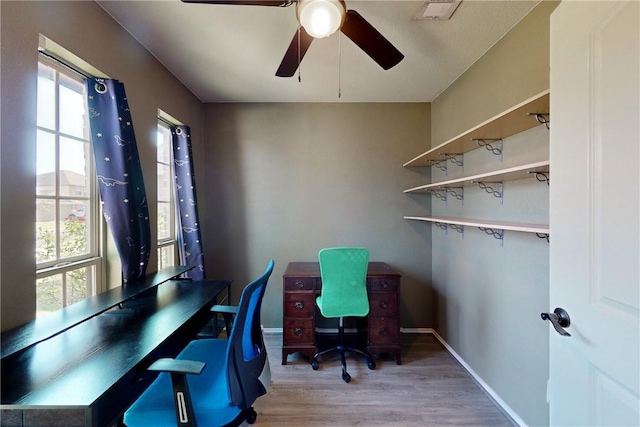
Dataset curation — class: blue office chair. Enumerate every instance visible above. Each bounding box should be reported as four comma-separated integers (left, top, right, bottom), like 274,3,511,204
311,248,375,383
124,260,275,427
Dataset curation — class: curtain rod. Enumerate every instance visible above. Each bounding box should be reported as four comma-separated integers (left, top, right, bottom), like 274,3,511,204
38,50,95,80
158,117,179,128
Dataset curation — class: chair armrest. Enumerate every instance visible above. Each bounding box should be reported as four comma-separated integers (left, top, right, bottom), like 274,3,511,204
148,358,205,375
211,305,238,315
211,305,238,336
147,358,205,426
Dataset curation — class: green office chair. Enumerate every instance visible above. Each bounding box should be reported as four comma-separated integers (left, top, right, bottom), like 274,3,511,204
311,247,376,383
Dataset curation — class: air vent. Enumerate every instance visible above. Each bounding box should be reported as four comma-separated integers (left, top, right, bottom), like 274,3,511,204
416,0,462,20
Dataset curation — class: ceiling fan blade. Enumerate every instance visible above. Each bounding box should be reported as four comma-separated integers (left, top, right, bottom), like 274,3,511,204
181,0,288,6
276,27,314,77
340,10,404,70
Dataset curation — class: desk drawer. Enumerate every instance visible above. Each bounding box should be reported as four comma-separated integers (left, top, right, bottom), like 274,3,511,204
368,293,398,317
368,278,399,293
284,277,316,291
369,317,399,345
283,318,314,344
283,293,315,317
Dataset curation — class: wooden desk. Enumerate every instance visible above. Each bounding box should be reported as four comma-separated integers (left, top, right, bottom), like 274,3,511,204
282,262,401,365
1,266,193,360
1,278,231,427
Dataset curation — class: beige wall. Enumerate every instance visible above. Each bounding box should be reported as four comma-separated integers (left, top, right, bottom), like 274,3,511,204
202,103,433,329
432,1,557,146
0,1,205,331
429,2,560,426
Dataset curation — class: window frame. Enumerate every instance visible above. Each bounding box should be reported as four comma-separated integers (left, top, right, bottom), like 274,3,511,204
35,56,103,314
156,119,178,269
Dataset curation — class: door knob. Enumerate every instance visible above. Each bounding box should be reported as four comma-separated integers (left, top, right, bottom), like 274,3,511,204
541,307,571,337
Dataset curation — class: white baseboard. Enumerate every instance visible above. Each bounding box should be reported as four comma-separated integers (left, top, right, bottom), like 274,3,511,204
426,329,526,427
266,326,525,426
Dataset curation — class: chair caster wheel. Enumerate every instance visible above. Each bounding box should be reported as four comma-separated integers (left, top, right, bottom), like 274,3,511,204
367,359,376,370
311,359,319,370
342,372,351,383
245,408,257,424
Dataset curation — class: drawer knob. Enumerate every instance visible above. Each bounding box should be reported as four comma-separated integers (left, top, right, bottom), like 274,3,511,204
379,301,388,309
381,281,389,289
295,281,304,289
294,301,304,310
294,327,303,336
379,327,388,335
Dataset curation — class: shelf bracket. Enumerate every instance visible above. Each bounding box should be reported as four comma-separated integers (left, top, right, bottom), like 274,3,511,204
449,224,464,238
472,138,503,161
431,159,448,173
433,222,464,239
434,222,449,233
536,233,550,243
474,181,504,205
444,187,464,205
527,113,550,130
427,189,447,202
441,153,463,168
479,227,504,245
528,171,550,185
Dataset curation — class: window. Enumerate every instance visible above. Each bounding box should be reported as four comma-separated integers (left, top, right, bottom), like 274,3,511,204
36,59,101,316
157,121,177,269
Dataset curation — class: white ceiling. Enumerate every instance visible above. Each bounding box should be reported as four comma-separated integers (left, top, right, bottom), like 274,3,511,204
97,0,539,103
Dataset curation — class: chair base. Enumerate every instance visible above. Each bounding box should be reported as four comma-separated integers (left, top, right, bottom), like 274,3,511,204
310,318,376,383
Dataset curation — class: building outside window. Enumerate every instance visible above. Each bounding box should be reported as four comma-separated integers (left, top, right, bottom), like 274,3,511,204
157,121,177,269
35,59,101,316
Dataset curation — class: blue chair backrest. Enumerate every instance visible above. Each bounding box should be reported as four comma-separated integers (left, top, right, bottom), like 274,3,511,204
225,260,274,408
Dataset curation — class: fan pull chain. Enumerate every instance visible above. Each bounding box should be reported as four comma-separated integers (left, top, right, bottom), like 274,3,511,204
338,32,342,98
297,25,302,83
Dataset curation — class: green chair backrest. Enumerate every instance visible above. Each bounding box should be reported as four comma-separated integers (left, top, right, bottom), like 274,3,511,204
317,247,370,318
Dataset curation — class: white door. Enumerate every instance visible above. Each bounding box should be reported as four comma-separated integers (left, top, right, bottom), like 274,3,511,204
549,1,639,425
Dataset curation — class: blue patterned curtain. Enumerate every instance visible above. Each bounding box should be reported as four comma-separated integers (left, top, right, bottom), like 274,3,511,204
86,78,151,282
171,125,206,280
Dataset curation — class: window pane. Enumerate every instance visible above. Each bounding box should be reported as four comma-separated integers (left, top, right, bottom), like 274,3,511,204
59,76,86,138
157,128,171,164
67,266,92,306
60,200,89,258
157,163,171,202
158,245,175,269
37,63,56,130
157,201,171,240
36,130,56,196
36,199,57,263
59,137,89,196
36,274,63,316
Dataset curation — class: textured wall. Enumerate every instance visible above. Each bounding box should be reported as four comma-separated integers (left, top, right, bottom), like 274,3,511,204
201,103,433,329
429,2,560,426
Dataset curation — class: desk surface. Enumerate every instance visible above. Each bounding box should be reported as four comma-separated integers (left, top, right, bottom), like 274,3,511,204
283,261,400,278
1,265,193,359
1,278,230,426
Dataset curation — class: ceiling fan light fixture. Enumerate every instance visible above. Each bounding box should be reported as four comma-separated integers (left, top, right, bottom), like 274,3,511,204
298,0,345,38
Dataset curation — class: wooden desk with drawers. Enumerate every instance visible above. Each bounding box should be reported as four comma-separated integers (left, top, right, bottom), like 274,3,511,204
282,262,401,365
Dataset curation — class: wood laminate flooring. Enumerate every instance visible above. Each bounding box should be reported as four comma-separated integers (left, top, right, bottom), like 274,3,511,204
246,333,516,427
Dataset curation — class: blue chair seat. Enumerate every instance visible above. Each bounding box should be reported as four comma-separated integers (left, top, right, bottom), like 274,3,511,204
125,339,238,427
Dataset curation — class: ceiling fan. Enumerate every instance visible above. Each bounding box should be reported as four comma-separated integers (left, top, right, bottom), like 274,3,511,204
181,0,405,77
